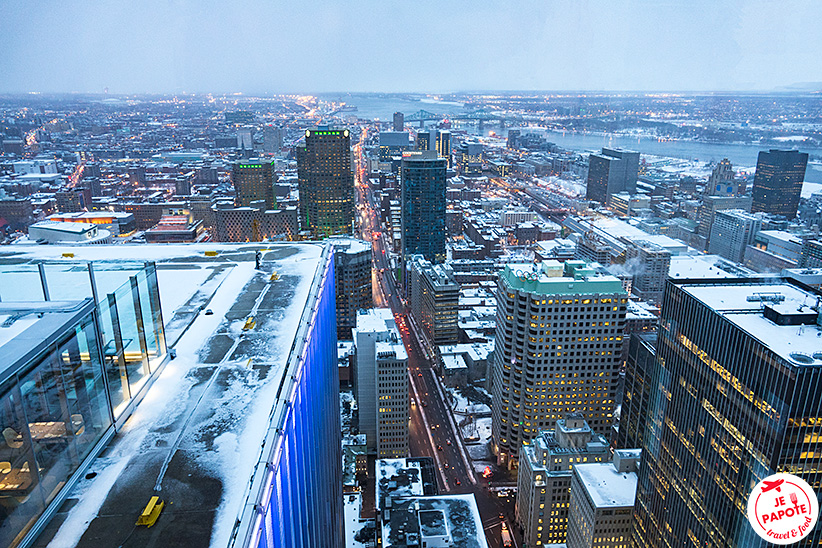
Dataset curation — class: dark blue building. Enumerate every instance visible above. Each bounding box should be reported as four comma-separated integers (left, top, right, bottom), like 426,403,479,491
400,150,446,266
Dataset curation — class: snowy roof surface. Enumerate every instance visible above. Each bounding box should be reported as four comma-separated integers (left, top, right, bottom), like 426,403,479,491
681,281,822,364
381,494,487,548
575,462,637,508
377,458,424,511
30,243,328,548
669,254,755,279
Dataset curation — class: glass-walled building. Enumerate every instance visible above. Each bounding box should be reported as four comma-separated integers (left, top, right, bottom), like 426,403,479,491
0,263,166,548
633,277,822,547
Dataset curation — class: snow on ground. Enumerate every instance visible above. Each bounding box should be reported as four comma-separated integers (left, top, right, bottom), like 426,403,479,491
460,417,492,445
446,387,491,415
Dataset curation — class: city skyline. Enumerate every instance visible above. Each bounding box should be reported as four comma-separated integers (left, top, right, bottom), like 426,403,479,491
2,0,822,94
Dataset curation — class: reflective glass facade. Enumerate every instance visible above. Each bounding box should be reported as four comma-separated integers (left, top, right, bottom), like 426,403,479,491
0,263,166,548
633,278,822,547
400,151,446,264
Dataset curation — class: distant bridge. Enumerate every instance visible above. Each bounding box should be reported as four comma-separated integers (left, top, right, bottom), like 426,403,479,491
404,109,442,127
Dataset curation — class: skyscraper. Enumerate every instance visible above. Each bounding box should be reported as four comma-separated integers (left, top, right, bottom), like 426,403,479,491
400,150,446,264
353,309,409,457
378,131,410,162
566,450,639,548
623,239,671,304
436,130,451,168
707,158,737,196
393,111,404,132
232,158,277,210
751,149,808,218
491,260,627,467
263,124,283,153
617,331,657,452
633,277,822,547
331,237,373,340
416,130,431,151
407,255,459,345
585,148,639,204
297,127,354,237
707,209,762,263
415,130,451,167
237,126,254,151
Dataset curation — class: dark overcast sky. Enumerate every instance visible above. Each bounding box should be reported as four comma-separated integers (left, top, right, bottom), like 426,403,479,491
1,0,820,94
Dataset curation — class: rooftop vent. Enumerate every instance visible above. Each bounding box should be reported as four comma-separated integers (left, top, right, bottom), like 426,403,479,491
790,353,815,365
747,292,786,304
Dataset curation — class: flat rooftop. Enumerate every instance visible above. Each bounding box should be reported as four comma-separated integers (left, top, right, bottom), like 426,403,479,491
16,243,327,548
575,462,637,508
501,261,625,296
381,495,487,548
680,280,822,365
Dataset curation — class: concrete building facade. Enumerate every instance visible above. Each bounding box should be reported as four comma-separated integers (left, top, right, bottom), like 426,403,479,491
516,416,610,547
491,260,627,467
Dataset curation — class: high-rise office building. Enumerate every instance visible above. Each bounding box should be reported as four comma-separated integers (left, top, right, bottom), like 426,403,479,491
707,209,762,264
407,256,459,345
457,141,483,175
128,166,146,187
331,237,373,340
706,158,737,196
491,260,627,467
585,148,639,204
393,111,404,132
297,127,354,237
416,130,431,151
566,450,640,548
751,149,808,218
353,309,409,457
633,277,822,547
416,130,451,167
516,416,610,546
174,174,192,196
263,124,284,153
237,126,254,151
801,239,822,268
695,195,752,243
232,158,277,210
400,150,446,264
623,239,671,304
616,332,656,451
436,130,451,167
379,131,410,162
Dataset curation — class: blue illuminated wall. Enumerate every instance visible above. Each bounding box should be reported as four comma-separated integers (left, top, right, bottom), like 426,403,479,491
250,249,343,548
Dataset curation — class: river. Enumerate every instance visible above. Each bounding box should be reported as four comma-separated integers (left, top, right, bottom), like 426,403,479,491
333,94,822,184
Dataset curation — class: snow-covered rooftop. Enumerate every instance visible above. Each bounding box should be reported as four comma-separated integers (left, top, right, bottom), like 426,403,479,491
575,462,638,509
681,281,822,364
31,243,328,548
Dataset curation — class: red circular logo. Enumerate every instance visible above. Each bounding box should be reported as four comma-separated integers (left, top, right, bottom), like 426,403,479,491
747,473,819,544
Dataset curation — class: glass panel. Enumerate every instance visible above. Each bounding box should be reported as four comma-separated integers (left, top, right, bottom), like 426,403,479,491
18,348,75,508
57,319,111,462
0,379,43,548
41,264,93,302
98,296,130,417
113,284,150,400
135,270,163,371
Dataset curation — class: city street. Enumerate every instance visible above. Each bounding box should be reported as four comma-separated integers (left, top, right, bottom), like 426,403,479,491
354,148,520,547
